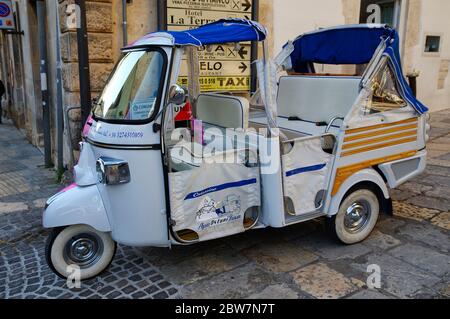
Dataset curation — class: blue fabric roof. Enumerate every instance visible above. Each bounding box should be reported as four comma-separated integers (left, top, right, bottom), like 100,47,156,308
288,24,428,114
289,24,398,70
166,19,267,46
128,19,267,48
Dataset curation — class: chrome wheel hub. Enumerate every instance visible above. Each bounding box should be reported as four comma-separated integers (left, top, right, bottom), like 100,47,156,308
64,233,103,268
344,200,371,234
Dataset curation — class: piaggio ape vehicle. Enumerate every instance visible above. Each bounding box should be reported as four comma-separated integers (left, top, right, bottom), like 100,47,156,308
43,20,430,280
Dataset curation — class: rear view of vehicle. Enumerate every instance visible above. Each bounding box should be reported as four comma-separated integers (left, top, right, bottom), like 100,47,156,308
269,25,430,244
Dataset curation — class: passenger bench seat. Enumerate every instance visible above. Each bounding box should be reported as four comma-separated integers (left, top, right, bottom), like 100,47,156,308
277,76,361,124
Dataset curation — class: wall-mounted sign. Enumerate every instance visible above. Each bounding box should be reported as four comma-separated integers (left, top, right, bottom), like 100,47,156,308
164,0,255,92
0,1,15,30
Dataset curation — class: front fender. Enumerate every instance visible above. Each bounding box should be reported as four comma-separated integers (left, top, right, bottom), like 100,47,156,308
43,184,111,232
328,168,389,217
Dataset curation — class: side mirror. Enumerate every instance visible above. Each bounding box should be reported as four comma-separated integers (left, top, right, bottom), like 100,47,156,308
168,84,187,105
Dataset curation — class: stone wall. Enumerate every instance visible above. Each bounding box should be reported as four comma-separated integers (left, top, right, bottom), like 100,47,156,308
58,0,114,158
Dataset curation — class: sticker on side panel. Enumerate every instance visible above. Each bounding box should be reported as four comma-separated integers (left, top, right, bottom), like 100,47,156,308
196,195,242,232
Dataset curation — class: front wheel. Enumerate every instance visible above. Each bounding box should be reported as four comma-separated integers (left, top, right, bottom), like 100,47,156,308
45,225,116,280
328,188,380,245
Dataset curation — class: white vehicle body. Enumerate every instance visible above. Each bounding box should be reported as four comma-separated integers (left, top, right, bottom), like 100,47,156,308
43,21,429,253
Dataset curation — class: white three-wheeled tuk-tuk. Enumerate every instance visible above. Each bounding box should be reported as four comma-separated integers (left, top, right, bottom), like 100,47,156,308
43,19,430,280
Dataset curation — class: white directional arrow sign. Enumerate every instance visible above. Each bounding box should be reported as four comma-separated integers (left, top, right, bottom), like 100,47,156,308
180,60,250,77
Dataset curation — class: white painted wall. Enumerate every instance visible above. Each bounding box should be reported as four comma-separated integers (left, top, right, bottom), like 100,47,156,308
272,0,347,54
411,0,450,111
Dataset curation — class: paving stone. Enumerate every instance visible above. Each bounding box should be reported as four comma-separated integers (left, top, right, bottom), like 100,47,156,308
158,281,171,289
9,287,23,296
424,186,450,200
390,189,414,201
152,291,169,299
389,244,450,277
159,244,248,285
393,202,440,222
167,287,178,296
290,262,358,299
131,291,146,299
114,279,129,289
242,240,318,273
406,196,450,212
397,182,433,196
78,289,95,298
296,233,372,260
347,289,392,299
142,269,157,277
128,274,142,282
102,275,118,284
149,274,163,283
98,286,114,295
430,212,450,231
106,291,122,299
144,285,159,295
0,202,29,214
246,284,301,299
351,254,441,298
136,279,151,289
439,284,450,297
35,287,50,295
24,284,40,293
425,165,450,178
47,289,64,298
375,216,406,235
438,152,450,162
181,264,275,299
122,285,137,294
397,222,450,253
223,231,269,251
363,230,401,250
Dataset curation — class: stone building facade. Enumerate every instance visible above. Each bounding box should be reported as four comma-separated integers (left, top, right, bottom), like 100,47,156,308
0,0,449,170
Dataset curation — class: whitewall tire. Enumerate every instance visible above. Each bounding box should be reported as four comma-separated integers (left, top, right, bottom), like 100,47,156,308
45,225,116,280
330,189,380,245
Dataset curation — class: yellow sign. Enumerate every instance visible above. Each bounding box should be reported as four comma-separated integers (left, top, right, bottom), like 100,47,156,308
166,0,254,92
178,76,251,91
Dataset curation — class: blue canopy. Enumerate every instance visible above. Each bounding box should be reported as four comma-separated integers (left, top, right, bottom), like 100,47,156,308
288,24,428,114
166,19,267,46
289,24,398,70
128,19,267,48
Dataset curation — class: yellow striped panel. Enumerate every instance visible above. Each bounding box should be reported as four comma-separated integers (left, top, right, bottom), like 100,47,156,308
345,118,418,135
341,137,417,157
344,124,418,142
342,130,418,150
331,150,417,196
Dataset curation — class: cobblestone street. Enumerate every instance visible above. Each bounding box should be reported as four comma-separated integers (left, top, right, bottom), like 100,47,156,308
1,110,449,299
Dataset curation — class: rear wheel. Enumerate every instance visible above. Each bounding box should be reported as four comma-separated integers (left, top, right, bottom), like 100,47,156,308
329,188,380,245
45,225,116,280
